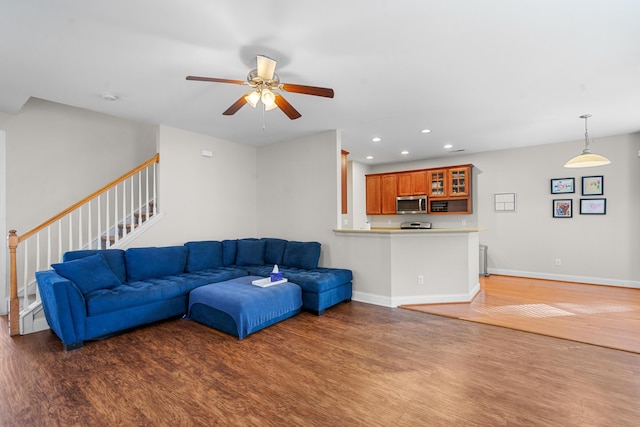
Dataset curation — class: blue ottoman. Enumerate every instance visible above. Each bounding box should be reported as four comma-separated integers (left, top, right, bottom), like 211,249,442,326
187,275,302,339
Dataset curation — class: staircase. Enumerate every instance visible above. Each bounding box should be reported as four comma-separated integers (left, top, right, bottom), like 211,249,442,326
7,154,161,336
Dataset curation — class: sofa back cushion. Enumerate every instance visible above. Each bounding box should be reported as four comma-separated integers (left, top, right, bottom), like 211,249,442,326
221,240,237,266
283,241,321,270
52,253,122,294
125,246,188,281
62,249,127,283
184,241,223,272
235,238,266,266
261,238,288,265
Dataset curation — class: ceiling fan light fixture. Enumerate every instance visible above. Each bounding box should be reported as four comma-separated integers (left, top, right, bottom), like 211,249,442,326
564,114,611,168
261,88,276,107
244,91,260,108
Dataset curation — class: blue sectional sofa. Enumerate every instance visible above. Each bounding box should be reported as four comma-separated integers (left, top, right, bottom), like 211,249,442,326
35,238,353,350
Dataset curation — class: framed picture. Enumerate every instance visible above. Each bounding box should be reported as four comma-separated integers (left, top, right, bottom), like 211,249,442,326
582,175,604,196
580,198,606,215
551,178,575,194
553,199,573,218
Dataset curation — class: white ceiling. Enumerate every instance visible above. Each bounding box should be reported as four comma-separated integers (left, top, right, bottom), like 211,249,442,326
2,0,639,165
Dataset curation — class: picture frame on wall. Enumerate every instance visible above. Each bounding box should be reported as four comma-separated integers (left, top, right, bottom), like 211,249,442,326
550,178,575,194
582,175,604,196
553,199,573,218
580,198,606,215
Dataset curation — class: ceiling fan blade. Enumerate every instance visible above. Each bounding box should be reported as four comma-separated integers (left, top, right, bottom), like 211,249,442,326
279,83,334,98
256,55,277,80
186,76,245,85
222,96,248,116
274,95,302,120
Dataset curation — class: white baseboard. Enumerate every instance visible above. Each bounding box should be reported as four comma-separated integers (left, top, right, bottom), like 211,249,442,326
489,269,640,289
353,281,481,308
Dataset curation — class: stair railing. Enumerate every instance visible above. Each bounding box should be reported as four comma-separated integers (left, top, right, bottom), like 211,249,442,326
7,154,160,336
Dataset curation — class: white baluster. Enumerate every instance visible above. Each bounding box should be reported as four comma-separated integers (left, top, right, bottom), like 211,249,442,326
78,206,83,249
58,220,62,261
153,162,157,214
130,176,135,231
114,184,119,244
88,200,92,249
106,189,110,248
68,214,73,252
137,171,142,227
97,195,102,249
145,166,150,219
47,227,51,270
22,240,29,303
121,181,127,237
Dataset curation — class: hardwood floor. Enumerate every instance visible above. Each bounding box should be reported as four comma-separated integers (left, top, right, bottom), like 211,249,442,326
2,300,640,426
402,275,640,354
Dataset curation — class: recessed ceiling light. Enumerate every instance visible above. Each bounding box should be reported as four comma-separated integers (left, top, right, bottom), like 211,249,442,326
100,93,118,101
366,155,374,160
444,144,453,149
372,137,382,142
401,150,409,155
420,129,432,134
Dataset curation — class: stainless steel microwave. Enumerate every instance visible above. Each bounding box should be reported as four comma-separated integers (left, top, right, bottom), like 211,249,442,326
396,195,427,214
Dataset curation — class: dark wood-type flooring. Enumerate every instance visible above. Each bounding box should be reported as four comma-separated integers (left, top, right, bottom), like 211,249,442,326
402,275,640,354
2,298,639,426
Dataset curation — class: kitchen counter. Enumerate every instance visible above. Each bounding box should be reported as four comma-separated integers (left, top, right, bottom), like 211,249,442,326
331,227,485,307
333,227,486,234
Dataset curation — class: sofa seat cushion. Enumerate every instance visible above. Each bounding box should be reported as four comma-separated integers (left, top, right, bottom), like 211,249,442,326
85,267,248,316
241,265,352,294
52,254,122,295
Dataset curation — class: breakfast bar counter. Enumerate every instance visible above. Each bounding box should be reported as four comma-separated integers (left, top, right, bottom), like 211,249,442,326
331,227,484,307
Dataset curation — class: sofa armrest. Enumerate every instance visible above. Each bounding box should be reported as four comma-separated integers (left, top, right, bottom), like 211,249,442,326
36,270,87,347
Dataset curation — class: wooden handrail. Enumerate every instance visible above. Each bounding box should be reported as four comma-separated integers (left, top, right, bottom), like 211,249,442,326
8,153,159,336
18,154,159,243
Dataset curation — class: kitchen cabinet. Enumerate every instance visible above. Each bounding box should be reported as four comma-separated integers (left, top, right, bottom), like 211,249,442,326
366,165,472,215
427,169,447,197
397,171,427,196
427,165,471,214
381,174,397,214
366,174,397,215
366,175,382,215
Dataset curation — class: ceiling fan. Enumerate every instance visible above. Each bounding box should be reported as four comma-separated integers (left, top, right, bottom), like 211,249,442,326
186,55,334,120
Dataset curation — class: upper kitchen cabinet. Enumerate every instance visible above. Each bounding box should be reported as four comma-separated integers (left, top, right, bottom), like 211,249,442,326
397,171,428,196
366,173,398,215
427,165,472,214
428,166,470,198
366,175,382,215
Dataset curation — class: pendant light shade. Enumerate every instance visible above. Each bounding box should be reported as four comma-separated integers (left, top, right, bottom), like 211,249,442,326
564,114,611,168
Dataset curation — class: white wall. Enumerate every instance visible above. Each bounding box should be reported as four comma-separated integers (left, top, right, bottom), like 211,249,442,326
129,125,259,247
255,130,341,266
0,131,6,313
360,132,640,287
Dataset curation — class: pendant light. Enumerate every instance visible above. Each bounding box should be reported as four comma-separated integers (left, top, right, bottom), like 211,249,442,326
564,114,611,168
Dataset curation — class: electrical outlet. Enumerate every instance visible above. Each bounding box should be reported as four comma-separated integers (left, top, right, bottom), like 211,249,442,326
461,219,467,226
555,258,561,266
388,220,392,225
417,275,424,285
